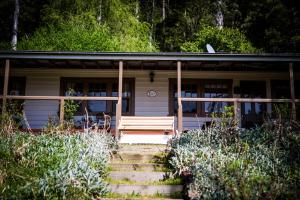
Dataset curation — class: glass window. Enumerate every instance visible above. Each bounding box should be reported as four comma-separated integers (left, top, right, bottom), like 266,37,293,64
112,82,132,114
240,81,266,128
173,84,197,114
170,79,232,116
0,77,26,95
88,83,107,112
61,78,134,115
204,82,230,114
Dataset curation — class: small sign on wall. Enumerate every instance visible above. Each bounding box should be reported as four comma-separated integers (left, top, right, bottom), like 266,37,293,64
147,90,157,97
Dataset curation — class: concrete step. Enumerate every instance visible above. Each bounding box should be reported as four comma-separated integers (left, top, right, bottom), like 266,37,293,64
109,184,183,196
109,171,173,182
110,163,167,172
119,144,168,154
111,153,165,163
119,134,173,144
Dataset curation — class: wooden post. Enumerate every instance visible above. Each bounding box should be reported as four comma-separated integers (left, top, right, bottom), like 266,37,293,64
116,61,123,138
2,59,10,115
59,99,64,124
234,100,238,124
266,79,272,115
289,63,296,120
177,61,183,134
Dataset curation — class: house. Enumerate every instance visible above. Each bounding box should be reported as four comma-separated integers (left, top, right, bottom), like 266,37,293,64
1,51,299,143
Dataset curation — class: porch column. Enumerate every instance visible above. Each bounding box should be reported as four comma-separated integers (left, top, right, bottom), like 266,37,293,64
233,79,241,127
177,61,183,134
2,59,10,116
289,63,296,120
59,99,64,124
266,79,272,115
116,61,123,138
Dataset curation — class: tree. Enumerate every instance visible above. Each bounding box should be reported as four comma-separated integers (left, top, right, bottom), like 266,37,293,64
181,26,257,53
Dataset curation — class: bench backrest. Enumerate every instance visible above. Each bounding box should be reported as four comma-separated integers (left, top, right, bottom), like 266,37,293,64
118,116,175,131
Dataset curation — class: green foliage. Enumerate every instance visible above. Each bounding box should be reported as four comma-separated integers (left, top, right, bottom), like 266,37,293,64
169,107,300,199
18,0,157,52
181,26,257,53
0,100,24,135
64,88,79,122
0,131,117,199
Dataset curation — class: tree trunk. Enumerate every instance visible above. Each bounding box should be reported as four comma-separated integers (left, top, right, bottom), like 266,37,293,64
11,0,20,51
162,0,166,20
216,0,224,29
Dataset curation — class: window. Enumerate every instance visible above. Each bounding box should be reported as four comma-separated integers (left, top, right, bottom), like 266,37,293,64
61,78,134,115
0,77,26,95
0,77,26,113
169,79,232,116
240,81,266,128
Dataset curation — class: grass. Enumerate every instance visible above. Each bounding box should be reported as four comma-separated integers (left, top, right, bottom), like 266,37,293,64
105,177,182,185
104,191,183,199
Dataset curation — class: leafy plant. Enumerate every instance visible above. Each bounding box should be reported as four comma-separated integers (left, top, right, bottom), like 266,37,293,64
169,106,300,199
64,88,80,122
181,26,258,53
0,131,117,199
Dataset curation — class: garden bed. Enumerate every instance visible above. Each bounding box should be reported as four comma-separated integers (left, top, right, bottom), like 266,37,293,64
0,131,117,199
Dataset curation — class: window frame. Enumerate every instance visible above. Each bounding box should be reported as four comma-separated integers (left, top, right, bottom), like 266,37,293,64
60,77,135,116
169,79,232,117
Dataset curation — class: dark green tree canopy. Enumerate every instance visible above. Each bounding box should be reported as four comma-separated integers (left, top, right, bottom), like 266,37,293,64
0,0,299,53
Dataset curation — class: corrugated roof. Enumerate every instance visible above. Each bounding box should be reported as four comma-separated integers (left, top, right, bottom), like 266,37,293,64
0,51,300,62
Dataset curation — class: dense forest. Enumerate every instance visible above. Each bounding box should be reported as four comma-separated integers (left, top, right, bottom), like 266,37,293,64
0,0,299,53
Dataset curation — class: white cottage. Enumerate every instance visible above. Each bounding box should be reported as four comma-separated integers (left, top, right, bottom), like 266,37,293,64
1,51,299,143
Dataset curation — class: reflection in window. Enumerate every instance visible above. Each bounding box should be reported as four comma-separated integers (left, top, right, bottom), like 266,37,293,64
170,80,232,116
61,78,133,115
174,84,197,114
88,83,107,112
64,82,83,113
240,81,266,128
204,82,229,114
112,83,132,113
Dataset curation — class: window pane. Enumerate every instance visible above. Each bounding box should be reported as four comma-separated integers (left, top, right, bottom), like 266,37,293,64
88,83,107,112
240,81,266,128
174,84,197,114
112,82,131,113
64,82,83,113
203,82,230,114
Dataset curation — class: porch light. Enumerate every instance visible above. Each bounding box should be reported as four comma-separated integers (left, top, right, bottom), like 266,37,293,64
149,71,155,82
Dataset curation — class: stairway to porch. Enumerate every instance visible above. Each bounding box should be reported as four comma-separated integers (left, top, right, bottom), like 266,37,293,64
104,144,183,200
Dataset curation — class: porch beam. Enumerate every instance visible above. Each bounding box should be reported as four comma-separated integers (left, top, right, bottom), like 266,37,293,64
289,63,296,120
116,60,123,139
177,61,183,134
2,59,10,115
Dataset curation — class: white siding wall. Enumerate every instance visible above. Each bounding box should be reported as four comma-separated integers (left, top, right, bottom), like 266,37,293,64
24,76,60,129
135,72,169,116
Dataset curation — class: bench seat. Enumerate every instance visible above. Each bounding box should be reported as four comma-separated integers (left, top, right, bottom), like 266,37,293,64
118,116,175,133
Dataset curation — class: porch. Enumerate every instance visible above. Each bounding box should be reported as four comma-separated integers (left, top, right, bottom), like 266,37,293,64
0,51,299,142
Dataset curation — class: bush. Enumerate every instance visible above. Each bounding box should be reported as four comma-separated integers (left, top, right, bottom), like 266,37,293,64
169,108,300,199
0,131,117,199
181,26,257,53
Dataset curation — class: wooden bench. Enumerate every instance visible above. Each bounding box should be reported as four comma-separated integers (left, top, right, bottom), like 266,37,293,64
118,116,175,134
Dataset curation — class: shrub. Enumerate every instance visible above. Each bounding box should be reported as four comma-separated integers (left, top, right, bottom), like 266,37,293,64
169,107,300,199
0,131,117,199
181,26,257,53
